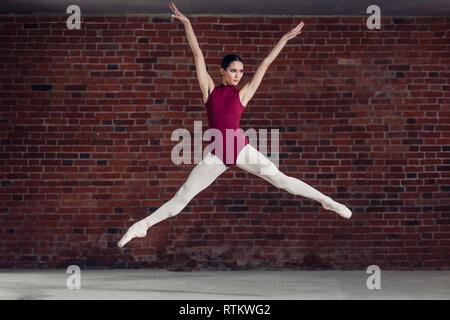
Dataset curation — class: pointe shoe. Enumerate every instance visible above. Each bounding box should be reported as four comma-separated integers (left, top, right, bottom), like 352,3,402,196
117,220,148,248
321,196,352,219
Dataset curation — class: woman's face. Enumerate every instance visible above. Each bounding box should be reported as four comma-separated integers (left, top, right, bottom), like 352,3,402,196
221,61,244,86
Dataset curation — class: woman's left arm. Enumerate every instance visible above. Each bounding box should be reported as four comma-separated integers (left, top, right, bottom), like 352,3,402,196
240,21,304,106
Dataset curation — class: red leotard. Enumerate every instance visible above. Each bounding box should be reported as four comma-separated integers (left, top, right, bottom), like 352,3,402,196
205,84,249,166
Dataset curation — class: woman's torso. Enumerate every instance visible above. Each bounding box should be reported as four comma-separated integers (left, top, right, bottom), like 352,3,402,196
204,84,248,166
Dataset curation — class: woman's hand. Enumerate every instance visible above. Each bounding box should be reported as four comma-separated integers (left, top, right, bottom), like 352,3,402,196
283,21,304,41
169,2,190,24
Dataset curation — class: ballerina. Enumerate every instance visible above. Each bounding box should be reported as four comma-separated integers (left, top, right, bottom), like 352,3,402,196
117,2,352,248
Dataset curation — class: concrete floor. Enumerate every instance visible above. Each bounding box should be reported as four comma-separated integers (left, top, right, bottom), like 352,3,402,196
0,269,449,300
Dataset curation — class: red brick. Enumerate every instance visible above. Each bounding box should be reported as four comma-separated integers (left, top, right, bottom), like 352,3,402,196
0,14,448,270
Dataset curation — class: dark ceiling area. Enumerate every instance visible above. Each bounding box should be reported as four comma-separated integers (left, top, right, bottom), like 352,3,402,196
1,0,450,16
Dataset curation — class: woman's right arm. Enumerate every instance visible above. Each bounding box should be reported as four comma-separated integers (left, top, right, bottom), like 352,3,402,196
170,3,214,101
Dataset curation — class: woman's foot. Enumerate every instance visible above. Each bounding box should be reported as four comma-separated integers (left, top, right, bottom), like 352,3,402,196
117,220,148,248
320,196,352,219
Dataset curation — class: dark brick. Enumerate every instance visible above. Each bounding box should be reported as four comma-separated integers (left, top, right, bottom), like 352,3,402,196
342,92,352,98
152,17,171,23
65,84,86,91
1,180,11,187
403,139,423,145
374,59,391,64
24,256,37,261
148,118,169,125
301,254,332,269
24,23,38,29
393,18,414,24
136,58,157,64
228,206,249,212
107,228,118,234
316,174,337,179
213,199,232,205
31,84,52,91
389,65,410,71
353,159,373,166
266,233,285,240
332,234,353,240
149,139,160,145
435,206,450,212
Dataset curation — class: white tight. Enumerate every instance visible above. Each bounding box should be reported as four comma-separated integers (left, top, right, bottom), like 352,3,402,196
142,144,328,229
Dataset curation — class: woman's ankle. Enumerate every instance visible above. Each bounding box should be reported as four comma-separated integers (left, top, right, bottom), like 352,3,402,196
319,195,330,204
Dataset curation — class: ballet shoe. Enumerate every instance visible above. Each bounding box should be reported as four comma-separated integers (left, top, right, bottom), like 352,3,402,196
321,196,352,219
117,220,148,248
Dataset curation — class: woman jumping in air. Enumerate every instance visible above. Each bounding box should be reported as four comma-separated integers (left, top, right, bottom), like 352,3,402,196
117,2,352,248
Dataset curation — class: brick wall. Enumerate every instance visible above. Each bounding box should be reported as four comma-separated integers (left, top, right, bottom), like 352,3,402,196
0,15,449,270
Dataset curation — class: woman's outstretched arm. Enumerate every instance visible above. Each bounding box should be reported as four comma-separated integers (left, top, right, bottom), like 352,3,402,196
265,21,304,64
169,2,214,100
240,21,305,106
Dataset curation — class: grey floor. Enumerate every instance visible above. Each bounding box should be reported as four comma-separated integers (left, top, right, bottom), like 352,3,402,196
0,269,449,300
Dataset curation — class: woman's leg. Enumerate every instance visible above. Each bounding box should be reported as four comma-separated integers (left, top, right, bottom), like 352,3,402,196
235,144,352,218
118,152,228,247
